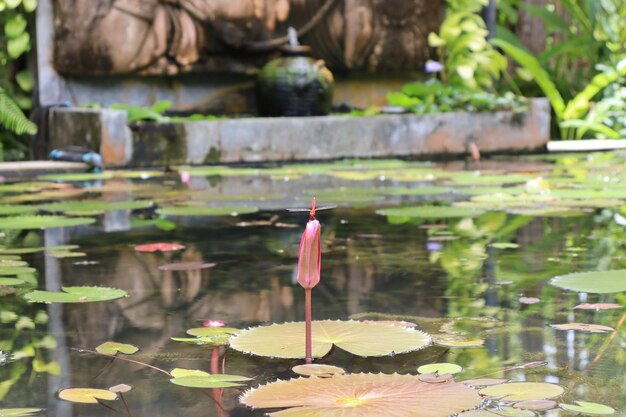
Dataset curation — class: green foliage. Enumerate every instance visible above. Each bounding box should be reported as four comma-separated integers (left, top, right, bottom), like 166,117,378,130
0,88,36,135
495,0,626,139
387,80,526,114
428,0,507,90
0,0,37,160
493,37,626,139
109,100,221,123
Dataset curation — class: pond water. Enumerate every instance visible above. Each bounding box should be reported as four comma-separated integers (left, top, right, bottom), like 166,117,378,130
0,152,625,417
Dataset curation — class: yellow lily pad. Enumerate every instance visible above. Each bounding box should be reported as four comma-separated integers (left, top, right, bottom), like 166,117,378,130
229,320,431,359
479,382,564,401
95,342,139,355
241,373,483,417
58,387,117,403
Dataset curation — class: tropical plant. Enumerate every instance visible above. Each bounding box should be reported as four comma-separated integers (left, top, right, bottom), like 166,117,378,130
428,0,507,90
494,0,626,139
493,38,626,139
0,0,38,160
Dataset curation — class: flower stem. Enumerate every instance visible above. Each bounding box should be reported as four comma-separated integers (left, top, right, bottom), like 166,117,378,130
305,287,312,364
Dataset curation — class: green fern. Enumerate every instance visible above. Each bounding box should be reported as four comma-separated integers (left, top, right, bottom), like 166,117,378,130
0,88,37,135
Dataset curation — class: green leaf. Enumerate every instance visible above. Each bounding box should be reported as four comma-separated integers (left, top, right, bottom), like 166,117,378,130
376,206,486,219
38,172,113,181
479,382,564,401
0,88,37,135
550,270,626,294
0,409,42,417
39,200,153,216
169,369,251,388
0,204,37,216
157,205,258,217
230,320,431,359
563,66,625,120
4,14,27,38
23,286,128,303
559,401,615,415
417,363,463,375
95,342,139,355
491,38,565,120
0,215,95,230
560,120,620,139
7,32,30,58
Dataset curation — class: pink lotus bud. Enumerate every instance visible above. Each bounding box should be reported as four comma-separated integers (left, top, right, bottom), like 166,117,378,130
297,219,321,289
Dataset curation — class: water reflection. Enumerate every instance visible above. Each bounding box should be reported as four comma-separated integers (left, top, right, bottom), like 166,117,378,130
1,199,625,415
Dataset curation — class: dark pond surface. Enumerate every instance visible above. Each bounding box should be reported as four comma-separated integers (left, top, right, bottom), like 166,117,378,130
0,153,625,417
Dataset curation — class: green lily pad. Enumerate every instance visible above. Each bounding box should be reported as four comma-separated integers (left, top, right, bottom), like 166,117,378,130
112,170,165,179
292,364,346,377
156,205,259,217
513,400,557,411
446,173,532,185
0,277,26,286
453,186,525,196
417,363,463,375
0,266,36,276
0,215,95,230
0,409,43,417
186,327,240,337
378,186,453,196
58,387,117,403
95,342,139,355
507,208,586,217
169,368,251,388
376,206,486,219
39,200,153,216
479,382,564,401
550,270,626,294
0,205,38,216
23,286,128,303
38,172,113,182
230,320,431,359
559,401,615,415
0,245,79,255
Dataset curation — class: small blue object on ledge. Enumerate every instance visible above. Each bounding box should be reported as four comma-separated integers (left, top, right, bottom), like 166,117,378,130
49,149,104,173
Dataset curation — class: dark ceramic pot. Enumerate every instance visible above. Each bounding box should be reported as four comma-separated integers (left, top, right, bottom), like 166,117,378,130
257,45,334,117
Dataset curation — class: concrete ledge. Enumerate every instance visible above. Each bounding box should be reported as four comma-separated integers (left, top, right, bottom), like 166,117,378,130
547,139,626,152
47,99,550,167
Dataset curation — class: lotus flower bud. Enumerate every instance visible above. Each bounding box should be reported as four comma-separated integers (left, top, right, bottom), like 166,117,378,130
297,219,321,289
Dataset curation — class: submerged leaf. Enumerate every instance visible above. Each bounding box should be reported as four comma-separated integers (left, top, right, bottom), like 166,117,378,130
241,373,483,417
134,242,185,253
479,382,564,401
513,399,557,411
0,215,95,230
24,286,128,303
559,401,615,415
95,342,139,355
550,270,626,294
230,320,431,359
550,323,614,333
58,387,117,403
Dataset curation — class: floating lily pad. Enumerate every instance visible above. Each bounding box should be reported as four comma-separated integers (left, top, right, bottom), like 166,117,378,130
241,373,483,417
376,206,486,219
186,327,240,337
417,363,463,375
0,266,36,276
158,262,216,271
0,205,38,216
24,286,128,303
0,409,42,416
230,320,431,359
95,342,139,355
157,205,259,217
169,368,251,388
39,172,113,182
460,407,536,417
479,382,564,401
559,401,615,415
507,208,586,217
574,303,623,310
0,245,79,255
112,170,164,179
172,326,240,346
550,323,614,333
134,242,185,253
39,200,153,216
109,384,132,393
513,399,557,411
460,378,507,387
377,186,453,196
58,387,117,403
0,215,95,230
446,173,532,185
550,270,626,294
0,278,27,286
292,364,346,377
434,338,485,348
